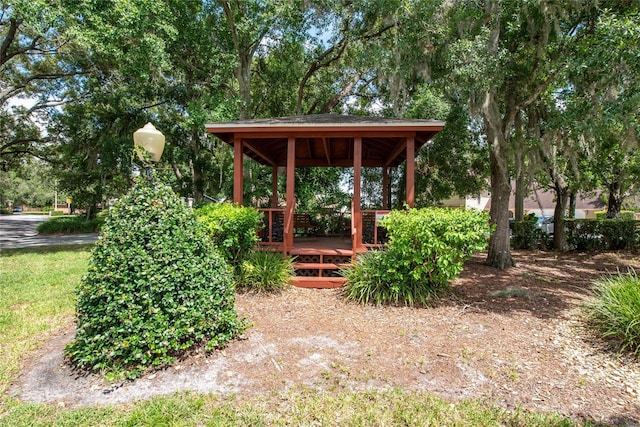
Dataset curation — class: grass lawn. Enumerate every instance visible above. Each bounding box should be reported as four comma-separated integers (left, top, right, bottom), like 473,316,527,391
0,247,586,426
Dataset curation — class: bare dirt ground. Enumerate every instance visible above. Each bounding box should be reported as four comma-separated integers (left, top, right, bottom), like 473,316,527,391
9,251,640,425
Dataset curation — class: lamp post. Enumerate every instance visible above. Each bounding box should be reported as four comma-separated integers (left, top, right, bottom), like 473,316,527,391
133,123,165,179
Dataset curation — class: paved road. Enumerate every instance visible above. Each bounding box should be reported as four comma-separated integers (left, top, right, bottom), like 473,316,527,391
0,215,98,250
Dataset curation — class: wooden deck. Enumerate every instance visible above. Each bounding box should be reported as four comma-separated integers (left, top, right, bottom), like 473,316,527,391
287,237,361,289
289,236,353,255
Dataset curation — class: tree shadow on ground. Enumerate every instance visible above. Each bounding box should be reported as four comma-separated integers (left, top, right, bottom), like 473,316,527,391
443,250,640,321
582,412,640,427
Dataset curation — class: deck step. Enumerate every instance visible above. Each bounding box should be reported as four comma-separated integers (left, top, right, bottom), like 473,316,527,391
291,276,346,289
293,262,349,270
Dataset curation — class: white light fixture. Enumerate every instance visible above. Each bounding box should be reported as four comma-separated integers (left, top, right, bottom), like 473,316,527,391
133,123,165,162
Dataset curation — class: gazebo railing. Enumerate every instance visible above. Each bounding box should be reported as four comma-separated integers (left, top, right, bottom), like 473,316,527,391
258,207,389,252
257,208,285,251
361,210,390,248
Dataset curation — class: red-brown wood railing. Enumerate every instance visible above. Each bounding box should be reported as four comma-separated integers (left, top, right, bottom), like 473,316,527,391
257,208,285,252
360,210,390,248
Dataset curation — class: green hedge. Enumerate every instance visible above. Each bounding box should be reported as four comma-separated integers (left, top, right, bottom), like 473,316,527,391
510,219,542,249
196,203,263,269
343,208,491,306
66,179,244,379
36,216,103,234
595,210,636,220
566,219,639,251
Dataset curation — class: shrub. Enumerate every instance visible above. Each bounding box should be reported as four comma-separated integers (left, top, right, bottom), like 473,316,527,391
196,203,263,268
343,208,491,306
37,216,103,234
342,250,442,306
584,269,640,358
510,219,541,250
239,251,294,292
595,210,636,220
65,178,245,378
566,219,639,251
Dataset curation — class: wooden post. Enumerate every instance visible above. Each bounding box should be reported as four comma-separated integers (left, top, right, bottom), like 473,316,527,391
382,166,389,210
406,135,415,208
233,136,243,205
353,136,362,251
271,166,278,208
284,137,296,252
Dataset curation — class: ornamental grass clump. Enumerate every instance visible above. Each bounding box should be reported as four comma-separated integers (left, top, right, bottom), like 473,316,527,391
239,251,294,293
65,178,245,378
584,269,640,358
343,208,490,306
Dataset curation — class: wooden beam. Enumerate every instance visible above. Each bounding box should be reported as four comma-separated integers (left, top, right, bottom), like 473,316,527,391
243,141,277,167
406,136,415,208
291,158,393,168
382,167,389,210
271,166,278,208
284,137,296,252
207,126,422,141
353,136,362,252
233,136,243,205
385,140,407,167
322,137,331,166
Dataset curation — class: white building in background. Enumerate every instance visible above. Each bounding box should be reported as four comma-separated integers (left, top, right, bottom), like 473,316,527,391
442,187,610,219
441,190,491,211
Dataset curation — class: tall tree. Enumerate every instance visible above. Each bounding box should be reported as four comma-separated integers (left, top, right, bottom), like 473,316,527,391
0,0,83,169
563,9,640,218
213,0,307,119
443,1,588,268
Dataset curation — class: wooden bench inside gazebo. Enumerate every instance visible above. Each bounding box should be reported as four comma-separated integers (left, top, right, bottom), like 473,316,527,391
206,114,444,288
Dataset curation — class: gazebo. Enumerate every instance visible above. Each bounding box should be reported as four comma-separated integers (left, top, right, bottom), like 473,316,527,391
206,114,444,287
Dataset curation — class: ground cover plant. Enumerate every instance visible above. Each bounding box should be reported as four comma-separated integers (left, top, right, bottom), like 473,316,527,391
343,208,491,306
65,178,245,378
584,269,640,357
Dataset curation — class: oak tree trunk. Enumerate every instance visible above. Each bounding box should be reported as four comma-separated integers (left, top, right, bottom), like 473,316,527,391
568,191,576,219
606,181,623,218
514,167,525,221
552,185,569,251
486,147,515,269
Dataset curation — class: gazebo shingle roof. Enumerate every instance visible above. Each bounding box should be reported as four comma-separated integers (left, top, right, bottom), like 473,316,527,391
205,114,445,168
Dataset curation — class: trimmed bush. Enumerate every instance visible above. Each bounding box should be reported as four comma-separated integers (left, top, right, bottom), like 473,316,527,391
584,269,640,358
566,219,639,251
510,219,541,250
65,178,244,378
595,210,636,220
37,216,103,234
343,208,491,306
196,203,263,268
239,251,294,292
